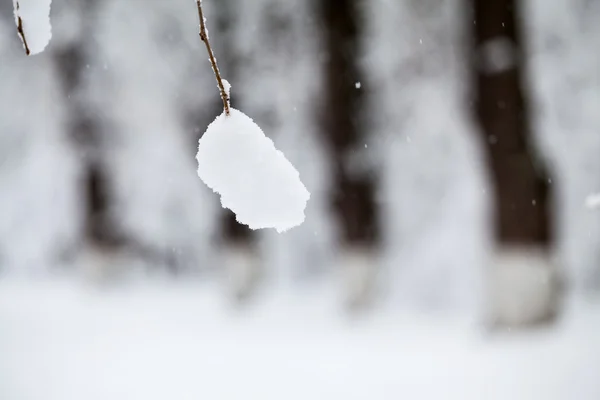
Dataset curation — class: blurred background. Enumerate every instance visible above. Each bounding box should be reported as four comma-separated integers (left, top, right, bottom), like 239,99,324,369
1,0,600,398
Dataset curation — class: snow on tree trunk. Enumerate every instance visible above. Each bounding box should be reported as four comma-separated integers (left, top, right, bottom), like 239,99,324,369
231,0,336,285
487,245,562,328
12,0,52,55
363,0,488,314
88,0,219,271
521,0,600,295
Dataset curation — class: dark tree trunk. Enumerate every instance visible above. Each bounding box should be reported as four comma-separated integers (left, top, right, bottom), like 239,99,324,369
471,0,552,246
319,0,378,248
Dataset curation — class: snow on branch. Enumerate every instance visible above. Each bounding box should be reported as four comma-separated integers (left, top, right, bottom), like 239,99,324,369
13,0,53,55
194,0,309,232
196,109,310,232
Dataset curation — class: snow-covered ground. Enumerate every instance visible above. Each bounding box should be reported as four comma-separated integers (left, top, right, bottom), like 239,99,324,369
1,277,599,400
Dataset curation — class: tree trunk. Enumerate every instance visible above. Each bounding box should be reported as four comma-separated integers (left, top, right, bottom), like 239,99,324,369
52,2,124,252
319,0,379,248
471,0,552,246
319,0,379,310
470,0,560,327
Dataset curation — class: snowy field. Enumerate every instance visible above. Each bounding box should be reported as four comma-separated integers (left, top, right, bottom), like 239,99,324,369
1,277,599,400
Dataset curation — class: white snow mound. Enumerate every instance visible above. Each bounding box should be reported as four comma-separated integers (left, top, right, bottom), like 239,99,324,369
196,108,310,233
13,0,53,55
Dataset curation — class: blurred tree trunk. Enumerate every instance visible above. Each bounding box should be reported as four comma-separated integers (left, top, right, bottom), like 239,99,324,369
319,0,378,248
53,1,124,251
471,0,552,246
319,0,379,311
471,0,561,327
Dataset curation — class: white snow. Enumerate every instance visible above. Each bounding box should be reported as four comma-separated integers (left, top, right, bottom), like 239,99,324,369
222,244,262,300
0,278,599,400
222,79,232,99
12,0,53,55
487,247,561,327
585,193,600,210
339,247,379,309
196,108,310,233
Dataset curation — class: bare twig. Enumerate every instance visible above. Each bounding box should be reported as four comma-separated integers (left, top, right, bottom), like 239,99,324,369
15,1,31,56
196,0,230,116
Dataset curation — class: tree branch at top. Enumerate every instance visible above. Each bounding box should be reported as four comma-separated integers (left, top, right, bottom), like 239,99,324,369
195,0,230,116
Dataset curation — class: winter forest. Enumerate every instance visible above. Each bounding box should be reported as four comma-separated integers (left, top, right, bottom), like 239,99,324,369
1,0,600,398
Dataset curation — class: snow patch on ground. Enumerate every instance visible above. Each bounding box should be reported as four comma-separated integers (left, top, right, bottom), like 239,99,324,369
0,278,599,400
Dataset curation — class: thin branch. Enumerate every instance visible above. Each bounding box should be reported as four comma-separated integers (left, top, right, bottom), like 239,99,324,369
15,1,31,56
196,0,230,116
